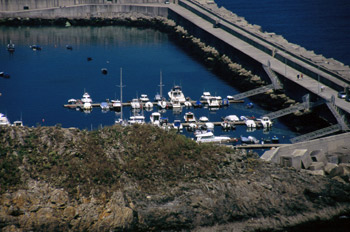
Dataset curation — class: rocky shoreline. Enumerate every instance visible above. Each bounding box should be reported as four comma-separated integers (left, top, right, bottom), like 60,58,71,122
0,125,350,231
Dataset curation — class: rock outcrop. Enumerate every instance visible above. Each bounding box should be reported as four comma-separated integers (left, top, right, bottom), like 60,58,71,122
0,125,350,231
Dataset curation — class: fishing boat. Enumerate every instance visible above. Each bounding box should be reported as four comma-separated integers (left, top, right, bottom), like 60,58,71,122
130,98,141,109
168,85,186,104
7,41,15,52
150,112,161,126
196,131,231,143
0,113,10,126
184,112,196,122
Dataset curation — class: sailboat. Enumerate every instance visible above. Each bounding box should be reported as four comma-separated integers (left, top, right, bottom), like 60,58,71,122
157,70,167,109
115,68,126,125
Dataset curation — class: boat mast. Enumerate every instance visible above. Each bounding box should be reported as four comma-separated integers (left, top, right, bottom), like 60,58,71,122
117,67,125,121
159,70,164,98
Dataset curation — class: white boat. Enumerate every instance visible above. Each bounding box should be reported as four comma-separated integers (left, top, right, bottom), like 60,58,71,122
68,98,77,104
154,93,161,101
0,113,10,126
83,102,92,110
157,98,167,109
168,85,186,104
201,91,211,100
81,92,92,103
227,95,234,100
184,101,192,107
140,94,149,102
130,98,141,109
207,97,221,108
145,101,154,109
171,98,181,109
7,41,15,52
150,112,161,126
257,116,273,128
241,135,259,144
199,116,209,122
111,100,122,111
196,131,231,143
128,115,145,125
184,112,196,122
221,121,235,130
13,121,23,126
223,115,240,122
240,116,256,128
100,102,109,111
173,119,183,130
205,122,214,130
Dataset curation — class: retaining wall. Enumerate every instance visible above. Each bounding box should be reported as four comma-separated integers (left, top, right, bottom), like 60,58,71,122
0,4,168,18
0,0,165,11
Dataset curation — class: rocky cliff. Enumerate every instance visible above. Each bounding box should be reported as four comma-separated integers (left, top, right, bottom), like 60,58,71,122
0,125,350,231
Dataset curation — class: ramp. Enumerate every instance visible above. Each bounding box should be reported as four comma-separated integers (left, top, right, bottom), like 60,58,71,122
263,100,324,120
326,95,349,131
262,64,283,90
290,124,342,144
231,84,274,100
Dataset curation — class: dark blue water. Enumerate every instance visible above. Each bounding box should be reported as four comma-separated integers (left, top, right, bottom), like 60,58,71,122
216,0,350,66
0,25,295,147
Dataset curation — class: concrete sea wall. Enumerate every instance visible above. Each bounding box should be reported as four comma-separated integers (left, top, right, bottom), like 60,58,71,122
0,4,168,18
0,0,166,11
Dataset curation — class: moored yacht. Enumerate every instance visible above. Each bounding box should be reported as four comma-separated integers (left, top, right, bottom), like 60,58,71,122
196,131,231,143
130,98,141,109
168,85,186,104
150,112,161,126
0,113,10,126
140,94,149,102
111,100,122,111
184,112,196,122
207,97,221,108
81,92,92,103
128,115,145,125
